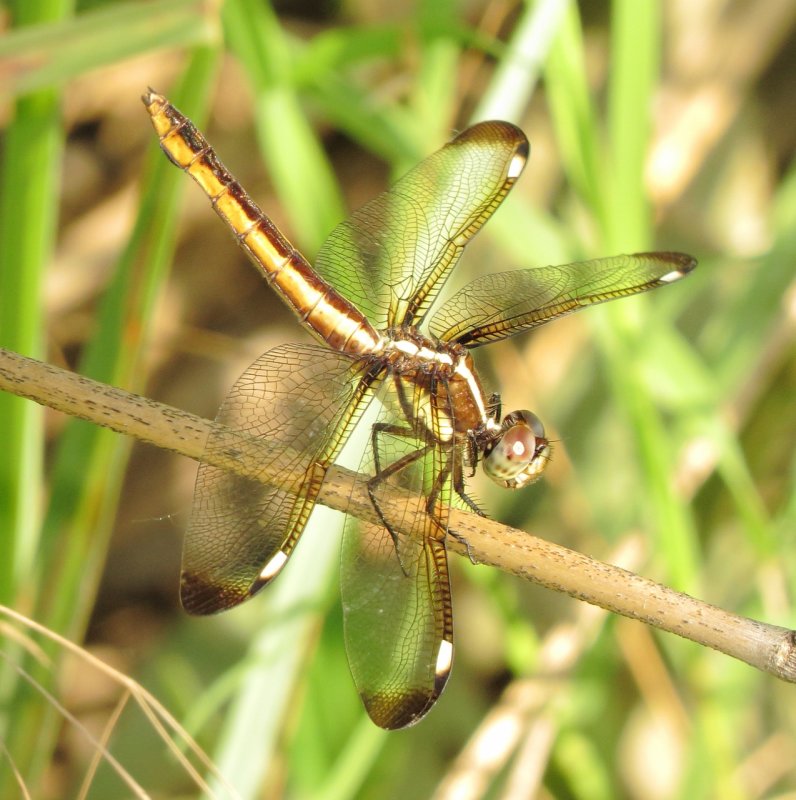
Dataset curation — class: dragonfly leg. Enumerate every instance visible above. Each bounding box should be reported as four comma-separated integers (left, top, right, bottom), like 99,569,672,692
423,458,477,565
447,457,481,564
452,451,486,517
369,421,419,475
447,528,478,565
367,422,434,572
487,392,502,421
423,457,452,531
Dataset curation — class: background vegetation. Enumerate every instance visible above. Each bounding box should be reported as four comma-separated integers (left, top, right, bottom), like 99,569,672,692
0,0,794,797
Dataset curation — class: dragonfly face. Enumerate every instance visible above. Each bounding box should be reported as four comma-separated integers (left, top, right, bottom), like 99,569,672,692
480,409,551,490
144,89,696,729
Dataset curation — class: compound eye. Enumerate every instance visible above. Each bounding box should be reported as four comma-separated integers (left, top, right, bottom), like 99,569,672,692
483,410,550,489
520,410,545,441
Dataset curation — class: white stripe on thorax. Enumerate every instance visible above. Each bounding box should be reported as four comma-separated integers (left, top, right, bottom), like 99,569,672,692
453,357,489,425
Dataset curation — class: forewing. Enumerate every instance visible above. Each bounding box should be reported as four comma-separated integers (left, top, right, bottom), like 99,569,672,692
313,121,528,329
182,343,376,614
429,251,697,346
340,379,455,729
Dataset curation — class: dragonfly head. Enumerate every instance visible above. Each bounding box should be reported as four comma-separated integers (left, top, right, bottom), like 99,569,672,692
482,410,550,489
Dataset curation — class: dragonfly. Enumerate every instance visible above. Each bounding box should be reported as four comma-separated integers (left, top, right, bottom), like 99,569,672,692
144,90,696,729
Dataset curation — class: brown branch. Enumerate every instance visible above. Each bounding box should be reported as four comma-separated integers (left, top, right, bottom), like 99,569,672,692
2,345,795,683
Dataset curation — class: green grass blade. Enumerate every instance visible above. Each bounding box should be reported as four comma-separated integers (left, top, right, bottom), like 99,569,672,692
605,0,660,251
0,0,218,96
0,0,75,607
0,93,58,606
312,716,388,800
543,0,606,234
601,0,699,589
223,0,345,252
0,0,71,626
0,4,74,796
472,0,567,123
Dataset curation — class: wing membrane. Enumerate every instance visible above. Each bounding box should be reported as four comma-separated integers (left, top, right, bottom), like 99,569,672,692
182,343,376,614
429,251,697,346
341,378,455,728
314,122,528,329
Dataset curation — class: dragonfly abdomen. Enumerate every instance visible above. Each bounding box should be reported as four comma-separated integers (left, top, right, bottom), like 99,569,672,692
143,90,380,356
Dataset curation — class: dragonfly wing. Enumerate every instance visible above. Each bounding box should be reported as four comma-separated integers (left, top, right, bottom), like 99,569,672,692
341,378,456,729
183,343,377,614
428,251,697,346
314,122,528,329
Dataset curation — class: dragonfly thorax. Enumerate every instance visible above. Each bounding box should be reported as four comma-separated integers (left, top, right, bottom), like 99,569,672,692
380,328,493,439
